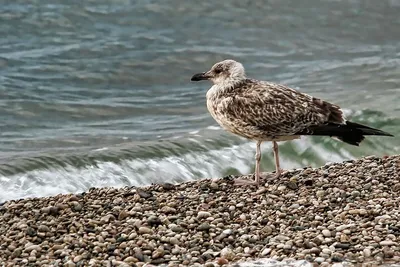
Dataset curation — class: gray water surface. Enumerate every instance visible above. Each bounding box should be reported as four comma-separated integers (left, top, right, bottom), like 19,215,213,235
0,0,399,201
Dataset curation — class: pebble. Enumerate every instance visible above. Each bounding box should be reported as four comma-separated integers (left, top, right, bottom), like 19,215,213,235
73,255,82,263
261,248,271,256
123,256,138,263
160,206,177,214
147,215,161,226
138,227,153,234
197,211,211,219
209,182,219,190
65,260,76,267
0,155,398,266
38,225,50,232
118,210,130,220
380,240,397,246
222,229,233,235
197,223,211,231
322,229,331,237
169,237,180,245
25,244,41,252
70,201,82,211
220,248,235,260
169,223,184,233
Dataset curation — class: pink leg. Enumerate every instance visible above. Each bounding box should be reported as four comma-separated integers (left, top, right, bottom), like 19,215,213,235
234,141,262,186
272,141,282,178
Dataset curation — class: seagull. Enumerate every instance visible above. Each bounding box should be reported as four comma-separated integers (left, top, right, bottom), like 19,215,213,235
190,59,394,186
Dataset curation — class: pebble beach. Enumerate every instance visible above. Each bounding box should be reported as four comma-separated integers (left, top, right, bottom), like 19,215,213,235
1,155,399,266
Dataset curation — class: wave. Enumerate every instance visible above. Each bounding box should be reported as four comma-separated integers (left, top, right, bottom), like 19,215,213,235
0,109,397,202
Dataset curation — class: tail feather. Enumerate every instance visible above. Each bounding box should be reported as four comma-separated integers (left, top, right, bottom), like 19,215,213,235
296,121,393,146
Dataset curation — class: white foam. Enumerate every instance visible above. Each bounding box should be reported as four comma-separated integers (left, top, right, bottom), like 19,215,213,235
0,138,354,202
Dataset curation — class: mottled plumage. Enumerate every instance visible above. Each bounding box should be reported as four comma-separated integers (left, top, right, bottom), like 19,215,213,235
191,59,393,186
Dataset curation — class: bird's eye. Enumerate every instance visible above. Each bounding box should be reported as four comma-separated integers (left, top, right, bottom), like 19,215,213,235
214,68,222,74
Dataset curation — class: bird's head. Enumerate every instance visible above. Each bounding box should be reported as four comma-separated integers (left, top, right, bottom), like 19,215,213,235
191,59,246,87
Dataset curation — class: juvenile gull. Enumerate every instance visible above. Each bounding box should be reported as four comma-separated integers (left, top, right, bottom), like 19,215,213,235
190,59,394,186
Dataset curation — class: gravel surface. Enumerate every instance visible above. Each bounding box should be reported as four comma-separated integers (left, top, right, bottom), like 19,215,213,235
0,155,399,266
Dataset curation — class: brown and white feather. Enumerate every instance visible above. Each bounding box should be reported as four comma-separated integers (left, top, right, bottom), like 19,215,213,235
207,78,345,141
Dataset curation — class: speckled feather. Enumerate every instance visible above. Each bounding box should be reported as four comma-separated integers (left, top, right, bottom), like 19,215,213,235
207,78,344,141
191,59,392,145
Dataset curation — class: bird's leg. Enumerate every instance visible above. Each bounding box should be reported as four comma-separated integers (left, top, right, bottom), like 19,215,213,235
234,141,262,186
254,140,262,184
272,141,283,178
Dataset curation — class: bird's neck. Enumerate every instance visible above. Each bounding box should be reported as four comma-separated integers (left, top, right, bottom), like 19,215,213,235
208,77,247,98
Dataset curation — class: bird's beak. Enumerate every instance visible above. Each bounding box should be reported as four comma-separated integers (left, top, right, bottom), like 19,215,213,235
190,72,211,81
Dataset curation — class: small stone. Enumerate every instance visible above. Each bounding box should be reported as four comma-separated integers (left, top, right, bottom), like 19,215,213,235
351,190,361,197
118,210,129,220
336,224,352,232
315,257,325,263
69,195,80,201
383,248,394,258
52,244,64,250
26,227,36,237
222,229,233,235
147,215,162,226
209,182,219,190
152,248,164,259
256,187,268,194
322,248,332,255
380,240,396,246
348,209,360,214
160,206,177,214
49,206,60,216
197,223,211,231
261,226,273,236
335,243,351,249
363,248,371,258
197,211,211,219
287,181,298,190
38,225,50,232
12,248,22,257
136,188,153,199
322,229,331,237
138,226,153,235
310,247,321,254
359,209,368,215
340,234,350,243
169,237,180,245
283,244,292,250
316,190,325,198
277,185,286,191
70,201,82,212
331,254,344,262
160,183,175,190
65,260,76,267
217,257,229,265
124,256,138,263
220,247,235,260
100,214,116,224
393,184,400,192
25,244,41,252
261,248,271,256
73,255,83,263
169,224,184,233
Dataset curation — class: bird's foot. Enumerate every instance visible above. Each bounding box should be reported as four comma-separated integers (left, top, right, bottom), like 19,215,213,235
234,178,259,186
261,169,285,180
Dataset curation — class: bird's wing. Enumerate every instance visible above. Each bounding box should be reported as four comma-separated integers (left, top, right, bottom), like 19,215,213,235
218,81,345,136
